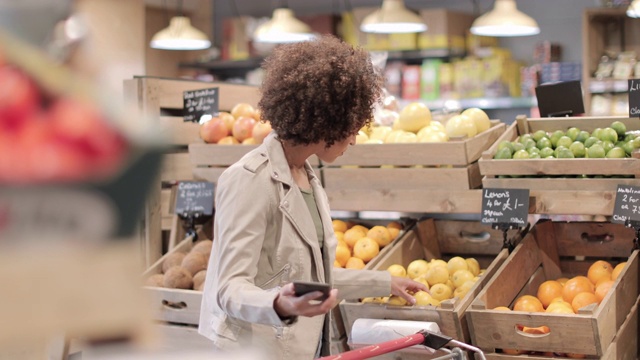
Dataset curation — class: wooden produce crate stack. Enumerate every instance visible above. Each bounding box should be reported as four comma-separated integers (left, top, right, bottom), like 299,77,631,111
323,121,505,213
479,115,640,215
123,77,260,266
467,220,639,358
340,218,524,358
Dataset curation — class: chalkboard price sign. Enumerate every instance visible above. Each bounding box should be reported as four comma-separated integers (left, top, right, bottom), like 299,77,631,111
183,87,219,123
628,79,640,118
174,181,215,216
612,184,640,224
481,188,529,226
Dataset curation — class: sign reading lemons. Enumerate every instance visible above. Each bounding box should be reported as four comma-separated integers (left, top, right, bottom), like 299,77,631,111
612,184,640,225
481,188,530,226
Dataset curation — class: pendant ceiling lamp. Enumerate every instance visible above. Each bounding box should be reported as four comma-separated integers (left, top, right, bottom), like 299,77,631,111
150,0,211,50
470,0,540,37
628,0,640,18
360,0,427,34
254,8,315,44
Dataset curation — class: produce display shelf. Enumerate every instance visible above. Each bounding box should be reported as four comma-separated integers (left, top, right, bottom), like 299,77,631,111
398,97,537,111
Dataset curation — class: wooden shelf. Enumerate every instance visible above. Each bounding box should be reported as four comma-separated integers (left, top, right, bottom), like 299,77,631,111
325,189,617,216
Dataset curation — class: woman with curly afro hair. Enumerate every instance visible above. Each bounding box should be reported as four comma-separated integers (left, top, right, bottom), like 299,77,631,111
199,35,426,359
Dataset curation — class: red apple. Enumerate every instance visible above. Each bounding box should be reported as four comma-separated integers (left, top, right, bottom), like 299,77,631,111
232,116,256,142
199,117,229,144
252,121,272,144
0,66,40,130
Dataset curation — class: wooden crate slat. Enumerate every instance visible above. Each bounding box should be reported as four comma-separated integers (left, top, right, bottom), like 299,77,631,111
531,190,615,215
480,158,640,176
159,116,203,146
325,189,483,213
190,143,321,167
553,221,636,258
523,116,640,133
322,166,478,191
161,189,174,231
601,295,639,360
483,176,640,191
434,220,515,256
192,167,227,183
144,78,260,110
161,152,192,182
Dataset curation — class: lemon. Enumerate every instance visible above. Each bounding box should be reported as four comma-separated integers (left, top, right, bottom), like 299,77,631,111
386,295,408,306
430,283,453,301
386,264,407,278
452,269,475,289
407,259,430,279
447,256,469,275
414,290,438,306
425,266,449,286
430,259,448,268
465,258,480,276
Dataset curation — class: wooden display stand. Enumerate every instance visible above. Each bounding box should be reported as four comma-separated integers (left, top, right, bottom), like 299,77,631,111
467,220,639,358
123,77,259,267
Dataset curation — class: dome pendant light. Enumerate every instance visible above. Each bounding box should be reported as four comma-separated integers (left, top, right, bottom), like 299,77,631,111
360,0,427,34
254,8,315,44
470,0,540,37
150,0,211,50
628,0,640,18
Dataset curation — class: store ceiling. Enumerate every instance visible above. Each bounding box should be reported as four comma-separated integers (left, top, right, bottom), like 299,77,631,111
214,0,491,18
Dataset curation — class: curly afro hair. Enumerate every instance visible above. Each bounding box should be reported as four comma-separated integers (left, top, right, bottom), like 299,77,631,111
258,35,383,147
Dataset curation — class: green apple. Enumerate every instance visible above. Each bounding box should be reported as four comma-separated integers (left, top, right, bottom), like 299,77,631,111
566,127,581,141
497,140,514,152
537,137,552,150
587,144,606,158
532,130,548,142
494,147,512,159
550,130,565,147
600,128,618,143
513,149,530,159
539,147,554,158
584,136,599,148
606,147,626,158
576,130,590,143
610,121,627,138
556,136,573,149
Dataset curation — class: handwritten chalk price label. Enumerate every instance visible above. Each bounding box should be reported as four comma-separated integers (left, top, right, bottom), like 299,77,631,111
183,88,219,123
612,184,640,224
481,188,529,226
628,79,640,118
174,181,215,216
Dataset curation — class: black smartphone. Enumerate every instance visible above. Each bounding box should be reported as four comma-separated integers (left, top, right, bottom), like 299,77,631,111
293,281,331,301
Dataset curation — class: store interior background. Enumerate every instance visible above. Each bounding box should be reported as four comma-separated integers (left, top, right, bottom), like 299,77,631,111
59,0,605,124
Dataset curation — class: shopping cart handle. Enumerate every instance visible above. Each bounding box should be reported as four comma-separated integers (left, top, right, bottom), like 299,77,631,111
419,330,452,350
318,330,454,360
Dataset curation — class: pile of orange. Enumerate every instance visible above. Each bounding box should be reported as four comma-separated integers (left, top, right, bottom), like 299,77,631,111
332,219,402,269
493,259,627,357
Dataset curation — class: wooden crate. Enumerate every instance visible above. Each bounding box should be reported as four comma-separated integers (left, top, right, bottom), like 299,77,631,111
467,220,639,357
332,121,506,167
479,115,640,191
189,143,321,184
123,77,260,266
323,122,505,212
143,236,203,326
340,219,524,347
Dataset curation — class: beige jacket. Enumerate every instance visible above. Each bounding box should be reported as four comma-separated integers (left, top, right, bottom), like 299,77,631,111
198,133,391,359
